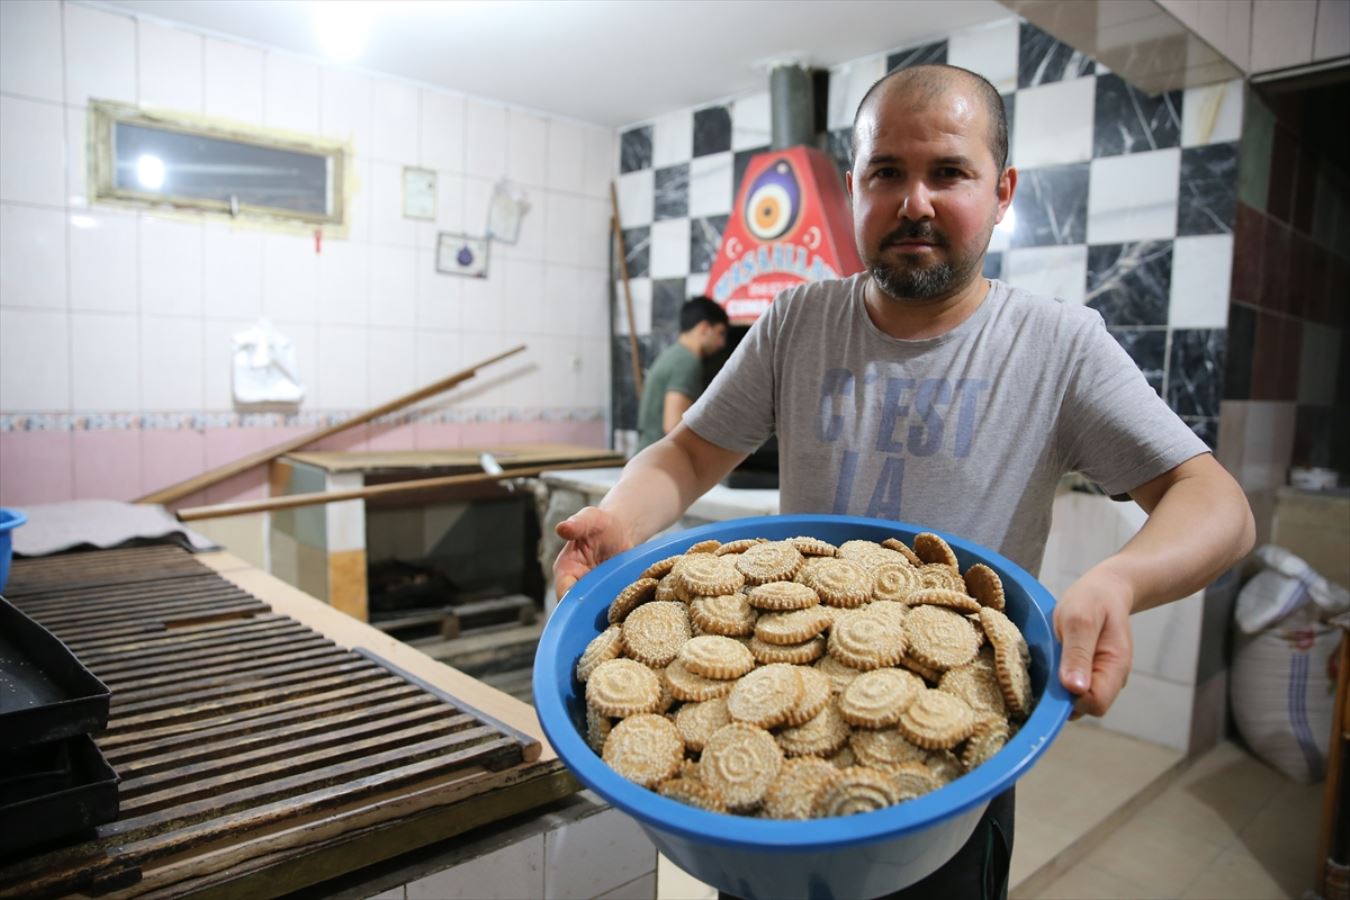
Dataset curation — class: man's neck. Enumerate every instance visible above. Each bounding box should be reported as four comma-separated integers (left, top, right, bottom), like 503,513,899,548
677,332,702,357
862,274,991,341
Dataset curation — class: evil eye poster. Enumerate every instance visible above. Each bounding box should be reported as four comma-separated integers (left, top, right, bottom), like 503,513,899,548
706,146,863,321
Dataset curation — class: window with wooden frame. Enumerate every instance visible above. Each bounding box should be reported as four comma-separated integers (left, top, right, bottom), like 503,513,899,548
90,100,347,230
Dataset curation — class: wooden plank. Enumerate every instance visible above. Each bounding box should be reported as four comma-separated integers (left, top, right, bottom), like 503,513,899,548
64,612,297,654
117,708,475,796
286,444,623,473
106,644,347,697
120,764,577,900
101,667,394,735
10,574,240,610
93,636,337,687
30,595,266,630
102,684,426,764
4,560,208,595
76,620,310,667
110,656,373,713
118,718,484,816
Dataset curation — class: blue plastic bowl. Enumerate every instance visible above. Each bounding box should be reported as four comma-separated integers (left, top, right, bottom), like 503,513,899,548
0,507,27,592
533,514,1073,900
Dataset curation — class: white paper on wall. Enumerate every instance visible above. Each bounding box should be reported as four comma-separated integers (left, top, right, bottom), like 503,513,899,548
231,319,306,406
486,179,531,244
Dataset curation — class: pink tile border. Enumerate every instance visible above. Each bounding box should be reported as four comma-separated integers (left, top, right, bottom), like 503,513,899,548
72,430,144,501
0,431,74,506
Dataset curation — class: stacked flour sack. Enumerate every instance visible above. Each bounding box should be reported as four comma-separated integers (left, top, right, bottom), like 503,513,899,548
575,533,1033,819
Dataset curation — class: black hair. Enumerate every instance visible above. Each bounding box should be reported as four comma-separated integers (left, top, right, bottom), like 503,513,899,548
680,296,730,333
850,63,1008,174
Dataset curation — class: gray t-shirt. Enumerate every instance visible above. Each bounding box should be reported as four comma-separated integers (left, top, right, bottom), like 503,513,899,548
684,274,1208,575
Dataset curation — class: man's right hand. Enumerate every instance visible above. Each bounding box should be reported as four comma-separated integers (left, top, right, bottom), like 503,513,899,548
553,506,633,600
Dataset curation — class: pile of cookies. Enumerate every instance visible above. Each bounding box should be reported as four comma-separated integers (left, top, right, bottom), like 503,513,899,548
575,533,1034,820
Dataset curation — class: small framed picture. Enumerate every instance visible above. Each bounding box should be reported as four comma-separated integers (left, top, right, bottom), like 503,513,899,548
436,232,490,278
402,166,437,220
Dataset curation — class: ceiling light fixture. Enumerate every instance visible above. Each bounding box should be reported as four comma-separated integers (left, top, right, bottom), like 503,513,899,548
313,0,379,62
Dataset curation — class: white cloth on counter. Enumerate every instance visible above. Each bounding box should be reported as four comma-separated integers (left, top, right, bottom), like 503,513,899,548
11,500,216,557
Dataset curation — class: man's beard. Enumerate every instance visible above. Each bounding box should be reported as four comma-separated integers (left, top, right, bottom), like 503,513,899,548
864,222,980,303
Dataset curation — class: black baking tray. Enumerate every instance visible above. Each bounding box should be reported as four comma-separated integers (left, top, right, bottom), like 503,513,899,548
0,596,111,751
0,734,120,858
0,739,74,805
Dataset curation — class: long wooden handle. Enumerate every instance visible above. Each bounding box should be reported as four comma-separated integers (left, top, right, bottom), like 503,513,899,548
176,458,623,522
137,345,527,506
610,181,644,397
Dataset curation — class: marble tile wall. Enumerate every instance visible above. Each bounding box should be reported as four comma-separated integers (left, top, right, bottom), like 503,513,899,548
0,0,616,509
610,18,1244,456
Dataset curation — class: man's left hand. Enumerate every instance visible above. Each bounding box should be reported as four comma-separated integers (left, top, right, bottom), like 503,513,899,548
1053,571,1135,719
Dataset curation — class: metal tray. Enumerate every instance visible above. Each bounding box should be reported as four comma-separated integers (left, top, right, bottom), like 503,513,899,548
0,597,111,750
0,734,120,858
0,739,74,805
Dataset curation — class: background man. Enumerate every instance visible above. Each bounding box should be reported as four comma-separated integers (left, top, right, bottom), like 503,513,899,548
635,296,729,452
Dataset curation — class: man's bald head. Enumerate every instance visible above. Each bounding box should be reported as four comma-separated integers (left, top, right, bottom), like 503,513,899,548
850,64,1008,174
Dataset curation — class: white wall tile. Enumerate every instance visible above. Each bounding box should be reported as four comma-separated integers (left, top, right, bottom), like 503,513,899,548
406,835,543,900
420,89,465,172
578,196,612,271
64,4,135,107
544,808,658,900
1,203,67,310
508,110,549,189
204,38,263,123
415,249,462,330
1,308,69,409
460,251,506,335
597,870,657,900
69,210,138,313
1088,148,1180,244
1013,76,1095,169
321,67,373,157
140,315,203,410
652,110,693,168
1181,79,1243,147
316,324,367,408
684,271,710,299
1223,0,1254,70
547,119,585,193
544,192,584,266
202,316,250,409
368,244,416,327
1251,0,1317,72
345,157,372,243
415,329,463,394
464,100,508,180
368,327,417,402
1002,244,1089,304
499,256,546,336
0,96,66,206
0,0,64,103
534,334,582,408
577,267,610,338
70,311,134,411
1097,670,1194,751
578,334,611,407
732,91,771,152
1315,0,1350,60
138,21,203,113
370,160,417,247
262,232,318,322
1130,589,1204,684
317,239,369,325
1298,321,1340,405
649,218,691,278
203,222,262,320
66,106,88,208
613,277,651,335
264,53,320,133
140,217,203,316
415,171,467,251
688,153,733,218
373,78,420,165
541,262,581,338
1169,234,1233,328
325,477,365,552
948,18,1021,94
616,169,653,228
827,54,887,131
582,125,617,197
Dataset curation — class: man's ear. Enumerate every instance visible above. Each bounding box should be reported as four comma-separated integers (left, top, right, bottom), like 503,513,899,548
994,167,1017,222
845,168,854,199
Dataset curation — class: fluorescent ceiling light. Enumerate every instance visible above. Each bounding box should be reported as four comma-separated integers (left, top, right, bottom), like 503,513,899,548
313,0,380,62
137,154,165,190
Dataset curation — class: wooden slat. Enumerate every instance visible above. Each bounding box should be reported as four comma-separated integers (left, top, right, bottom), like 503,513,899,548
57,611,297,653
109,656,374,713
93,636,337,687
9,573,239,609
28,594,266,630
106,644,347,697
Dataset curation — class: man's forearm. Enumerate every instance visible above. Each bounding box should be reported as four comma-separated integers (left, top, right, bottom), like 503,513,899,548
600,426,747,548
1089,460,1255,613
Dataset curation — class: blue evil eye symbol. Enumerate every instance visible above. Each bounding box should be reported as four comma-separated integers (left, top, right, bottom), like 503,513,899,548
457,246,475,266
745,159,801,242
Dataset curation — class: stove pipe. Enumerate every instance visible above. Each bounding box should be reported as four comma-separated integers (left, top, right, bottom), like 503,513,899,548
769,64,816,150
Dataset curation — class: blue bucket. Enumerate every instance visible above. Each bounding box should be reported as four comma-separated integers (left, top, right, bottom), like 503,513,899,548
533,514,1073,900
0,508,27,593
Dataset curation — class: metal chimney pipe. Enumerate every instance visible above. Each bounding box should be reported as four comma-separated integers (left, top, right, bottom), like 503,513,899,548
770,64,815,150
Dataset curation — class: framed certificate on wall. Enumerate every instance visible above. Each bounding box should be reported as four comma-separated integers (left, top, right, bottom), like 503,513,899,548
435,232,489,278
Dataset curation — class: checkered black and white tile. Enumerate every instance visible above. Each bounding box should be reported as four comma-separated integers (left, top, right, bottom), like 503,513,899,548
610,17,1243,453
